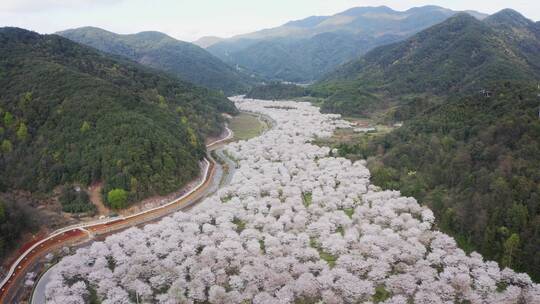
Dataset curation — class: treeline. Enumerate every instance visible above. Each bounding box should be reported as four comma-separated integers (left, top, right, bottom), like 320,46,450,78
246,82,308,100
336,83,540,281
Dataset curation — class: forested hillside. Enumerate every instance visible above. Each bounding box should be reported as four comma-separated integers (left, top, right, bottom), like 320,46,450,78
208,5,486,82
315,11,540,116
311,9,540,282
0,27,236,258
336,83,540,281
246,82,307,100
58,27,253,95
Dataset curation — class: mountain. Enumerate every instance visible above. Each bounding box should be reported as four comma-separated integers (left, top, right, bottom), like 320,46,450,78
0,27,236,258
193,36,224,48
315,11,540,116
207,5,488,82
57,27,252,95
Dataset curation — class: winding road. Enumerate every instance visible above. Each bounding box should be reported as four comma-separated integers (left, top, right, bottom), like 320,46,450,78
0,126,235,303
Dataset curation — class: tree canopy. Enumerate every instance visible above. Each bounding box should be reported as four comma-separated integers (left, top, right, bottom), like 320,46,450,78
313,11,540,116
335,83,540,281
107,189,128,210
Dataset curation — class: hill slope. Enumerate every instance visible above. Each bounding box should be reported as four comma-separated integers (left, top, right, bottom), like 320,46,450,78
245,82,308,100
316,9,540,281
315,11,540,116
58,27,252,95
193,36,224,48
207,5,487,82
337,82,540,281
0,27,238,259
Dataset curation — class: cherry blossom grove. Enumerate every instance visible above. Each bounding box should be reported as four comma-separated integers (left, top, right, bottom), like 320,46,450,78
45,97,540,304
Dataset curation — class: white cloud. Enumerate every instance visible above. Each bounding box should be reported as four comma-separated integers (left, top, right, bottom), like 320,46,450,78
0,0,123,13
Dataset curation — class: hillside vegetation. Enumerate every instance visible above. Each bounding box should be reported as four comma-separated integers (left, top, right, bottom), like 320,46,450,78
315,11,540,117
239,20,540,285
314,9,540,280
246,82,307,100
58,27,253,95
336,82,540,281
0,27,236,258
208,6,486,82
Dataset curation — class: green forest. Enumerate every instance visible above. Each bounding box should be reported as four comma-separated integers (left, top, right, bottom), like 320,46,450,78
312,10,540,281
246,82,307,100
334,82,540,281
0,27,237,259
0,198,36,258
313,12,540,116
58,27,253,95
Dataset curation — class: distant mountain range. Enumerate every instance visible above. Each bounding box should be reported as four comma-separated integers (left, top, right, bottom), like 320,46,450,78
314,9,540,116
57,27,253,95
193,36,224,48
204,5,488,82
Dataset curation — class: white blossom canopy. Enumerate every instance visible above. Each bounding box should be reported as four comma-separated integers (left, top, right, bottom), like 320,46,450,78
46,97,540,304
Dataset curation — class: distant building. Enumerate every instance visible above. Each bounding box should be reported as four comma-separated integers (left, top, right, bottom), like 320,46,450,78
354,127,376,133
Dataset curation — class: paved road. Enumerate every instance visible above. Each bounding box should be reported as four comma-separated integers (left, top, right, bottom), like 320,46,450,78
214,148,238,186
31,264,56,304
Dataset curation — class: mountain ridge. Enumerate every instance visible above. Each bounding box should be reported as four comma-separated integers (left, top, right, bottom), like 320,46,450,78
193,36,224,48
57,27,253,95
314,10,540,116
206,5,488,82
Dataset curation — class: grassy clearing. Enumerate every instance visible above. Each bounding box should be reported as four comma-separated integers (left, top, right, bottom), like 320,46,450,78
229,113,268,141
302,192,312,207
343,208,354,219
314,117,396,148
232,217,246,233
372,285,391,303
310,237,337,267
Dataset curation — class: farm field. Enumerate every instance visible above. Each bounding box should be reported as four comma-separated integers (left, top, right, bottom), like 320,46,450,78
229,113,268,141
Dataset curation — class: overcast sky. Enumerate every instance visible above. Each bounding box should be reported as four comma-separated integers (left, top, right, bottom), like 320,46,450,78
0,0,538,42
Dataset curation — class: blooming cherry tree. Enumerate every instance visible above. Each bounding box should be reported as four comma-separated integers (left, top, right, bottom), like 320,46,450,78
46,96,540,303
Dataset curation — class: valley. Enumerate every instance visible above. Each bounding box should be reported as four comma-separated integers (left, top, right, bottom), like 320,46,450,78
1,3,540,303
228,113,269,141
43,97,540,303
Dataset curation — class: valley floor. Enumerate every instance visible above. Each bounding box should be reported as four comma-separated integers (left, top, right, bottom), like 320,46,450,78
45,97,539,303
228,112,269,141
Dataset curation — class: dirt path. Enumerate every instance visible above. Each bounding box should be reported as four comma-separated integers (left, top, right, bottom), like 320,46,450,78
89,183,109,216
